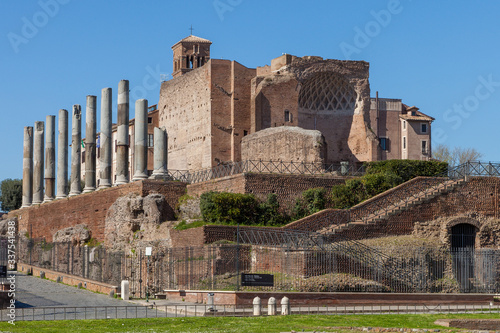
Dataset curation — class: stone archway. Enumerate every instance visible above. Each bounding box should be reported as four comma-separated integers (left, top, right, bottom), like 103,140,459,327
445,217,481,292
445,217,481,249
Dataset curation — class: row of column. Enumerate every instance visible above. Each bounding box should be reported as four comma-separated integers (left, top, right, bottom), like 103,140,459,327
21,80,169,208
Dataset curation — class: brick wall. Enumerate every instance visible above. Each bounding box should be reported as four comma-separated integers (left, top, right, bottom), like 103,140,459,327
187,173,347,214
336,176,500,240
11,180,187,243
177,176,500,246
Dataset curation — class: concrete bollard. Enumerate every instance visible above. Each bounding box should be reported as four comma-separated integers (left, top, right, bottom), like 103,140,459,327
268,297,276,316
281,296,290,315
253,296,261,316
121,280,130,300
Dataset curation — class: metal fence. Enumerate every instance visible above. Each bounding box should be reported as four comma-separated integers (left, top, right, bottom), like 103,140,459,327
18,237,500,295
3,303,499,321
164,159,365,184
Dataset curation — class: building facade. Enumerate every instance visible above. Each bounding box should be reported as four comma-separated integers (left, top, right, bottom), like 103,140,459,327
158,35,433,172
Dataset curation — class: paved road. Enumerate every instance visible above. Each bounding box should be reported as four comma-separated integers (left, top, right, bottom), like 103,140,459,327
0,272,199,321
14,272,132,308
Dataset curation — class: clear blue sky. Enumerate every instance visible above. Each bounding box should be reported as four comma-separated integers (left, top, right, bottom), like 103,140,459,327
1,0,500,180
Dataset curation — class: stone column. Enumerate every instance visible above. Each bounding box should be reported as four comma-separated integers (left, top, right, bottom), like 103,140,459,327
83,95,97,193
150,127,168,179
132,99,148,181
99,87,112,188
22,126,34,208
32,121,44,204
115,80,130,185
43,115,56,202
56,109,68,199
69,105,82,196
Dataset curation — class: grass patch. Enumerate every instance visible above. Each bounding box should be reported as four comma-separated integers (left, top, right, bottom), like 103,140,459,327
174,220,212,230
0,313,498,332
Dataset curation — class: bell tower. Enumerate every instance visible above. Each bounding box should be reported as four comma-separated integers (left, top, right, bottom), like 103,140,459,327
172,35,212,78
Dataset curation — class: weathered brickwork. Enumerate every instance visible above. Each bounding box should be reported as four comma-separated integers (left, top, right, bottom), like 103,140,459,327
175,177,500,247
158,64,212,171
10,180,187,243
160,36,434,172
241,127,326,164
334,177,500,241
187,173,346,213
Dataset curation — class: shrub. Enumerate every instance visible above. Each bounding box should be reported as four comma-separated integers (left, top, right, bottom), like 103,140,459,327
258,194,290,226
364,160,448,183
293,188,327,220
330,160,448,209
200,191,259,225
200,191,290,227
331,179,368,209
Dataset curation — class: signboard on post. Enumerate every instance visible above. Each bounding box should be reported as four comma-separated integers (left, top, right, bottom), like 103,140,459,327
145,247,152,256
241,273,274,287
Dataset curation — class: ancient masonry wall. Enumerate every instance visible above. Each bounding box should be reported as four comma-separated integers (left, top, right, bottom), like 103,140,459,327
241,127,327,164
335,177,500,240
158,64,212,171
175,177,500,247
186,173,347,213
11,180,187,242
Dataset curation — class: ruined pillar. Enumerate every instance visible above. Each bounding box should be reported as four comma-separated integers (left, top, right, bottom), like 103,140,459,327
43,115,56,202
115,80,129,185
21,126,34,208
83,95,97,193
150,127,168,179
32,121,44,204
56,109,68,199
132,99,148,181
69,105,82,196
99,87,112,189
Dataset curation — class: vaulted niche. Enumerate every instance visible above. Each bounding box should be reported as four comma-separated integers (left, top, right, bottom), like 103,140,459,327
298,72,356,114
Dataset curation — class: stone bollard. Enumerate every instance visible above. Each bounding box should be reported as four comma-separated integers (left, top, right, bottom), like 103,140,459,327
253,296,261,316
39,271,45,279
109,290,115,298
77,282,82,289
121,280,130,300
268,297,276,316
281,296,290,315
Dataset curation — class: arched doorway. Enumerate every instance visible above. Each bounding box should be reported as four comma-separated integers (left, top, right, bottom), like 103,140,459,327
450,223,477,292
451,223,476,249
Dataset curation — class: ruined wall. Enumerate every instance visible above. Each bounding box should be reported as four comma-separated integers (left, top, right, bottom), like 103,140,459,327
186,173,347,214
250,57,378,164
11,180,187,243
158,64,211,171
230,61,256,162
335,177,500,241
178,177,500,247
251,74,300,132
241,126,326,164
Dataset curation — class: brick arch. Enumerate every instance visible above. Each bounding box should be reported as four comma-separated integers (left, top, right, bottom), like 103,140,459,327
445,217,481,249
446,217,481,230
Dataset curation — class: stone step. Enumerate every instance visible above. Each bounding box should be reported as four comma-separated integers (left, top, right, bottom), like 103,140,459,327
323,177,467,234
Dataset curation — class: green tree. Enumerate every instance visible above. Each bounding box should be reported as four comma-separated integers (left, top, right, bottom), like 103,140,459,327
0,178,22,212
